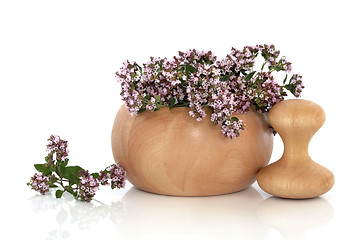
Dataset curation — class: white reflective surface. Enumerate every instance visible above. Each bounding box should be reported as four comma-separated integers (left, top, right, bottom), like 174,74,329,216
7,182,351,240
257,196,333,240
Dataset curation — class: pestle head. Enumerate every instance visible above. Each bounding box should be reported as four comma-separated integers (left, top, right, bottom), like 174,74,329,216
268,99,326,137
257,161,335,199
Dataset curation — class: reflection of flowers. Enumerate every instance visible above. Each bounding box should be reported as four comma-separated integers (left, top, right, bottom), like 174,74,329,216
29,194,63,213
29,189,126,237
69,200,125,230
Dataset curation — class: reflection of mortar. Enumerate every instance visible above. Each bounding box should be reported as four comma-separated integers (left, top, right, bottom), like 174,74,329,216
119,186,270,239
256,197,334,240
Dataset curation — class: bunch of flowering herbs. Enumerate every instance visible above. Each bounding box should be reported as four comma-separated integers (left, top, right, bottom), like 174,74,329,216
116,44,304,138
28,135,126,202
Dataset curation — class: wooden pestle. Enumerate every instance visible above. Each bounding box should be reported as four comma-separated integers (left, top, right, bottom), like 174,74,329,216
257,99,334,199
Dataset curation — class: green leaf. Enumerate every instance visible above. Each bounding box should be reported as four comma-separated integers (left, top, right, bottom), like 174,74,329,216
261,62,266,71
55,190,64,198
272,66,282,72
169,97,176,109
91,173,99,178
34,164,52,176
138,108,146,114
244,71,256,82
154,95,161,103
240,69,247,76
153,105,161,112
185,63,196,74
62,166,84,186
49,165,57,172
66,166,84,176
67,173,76,186
283,74,288,84
230,117,239,122
261,52,267,59
220,74,230,81
49,183,58,188
284,84,296,95
135,63,142,73
59,158,69,168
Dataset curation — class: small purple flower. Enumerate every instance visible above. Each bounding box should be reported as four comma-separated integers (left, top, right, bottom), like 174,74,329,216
98,170,111,185
28,173,50,195
288,74,304,97
221,118,245,139
78,170,99,202
246,71,286,112
107,164,127,189
47,134,69,163
269,56,292,73
217,46,259,74
98,164,126,189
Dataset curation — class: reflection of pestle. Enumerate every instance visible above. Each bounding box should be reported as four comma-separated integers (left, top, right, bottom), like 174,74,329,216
257,197,334,240
118,187,269,239
257,99,334,199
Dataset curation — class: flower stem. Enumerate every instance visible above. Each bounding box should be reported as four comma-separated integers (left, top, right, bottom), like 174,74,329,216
57,165,66,190
261,62,266,71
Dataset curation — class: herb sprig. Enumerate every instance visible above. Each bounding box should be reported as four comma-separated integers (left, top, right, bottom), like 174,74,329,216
28,135,126,202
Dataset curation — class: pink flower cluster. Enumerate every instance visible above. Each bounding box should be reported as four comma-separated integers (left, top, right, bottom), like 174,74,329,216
184,51,219,121
46,134,69,163
217,46,259,74
28,173,50,195
116,44,304,138
28,134,128,202
98,164,126,189
78,170,100,202
116,61,143,116
246,71,286,112
77,164,126,202
288,74,304,97
221,118,245,139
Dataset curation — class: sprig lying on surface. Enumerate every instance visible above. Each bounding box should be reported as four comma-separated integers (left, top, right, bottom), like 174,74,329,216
27,135,126,202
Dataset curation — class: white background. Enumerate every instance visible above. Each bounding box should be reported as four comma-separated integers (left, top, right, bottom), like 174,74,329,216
1,0,359,239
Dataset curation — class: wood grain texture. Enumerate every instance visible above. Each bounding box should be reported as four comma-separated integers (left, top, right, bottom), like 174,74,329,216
257,99,335,199
112,105,274,196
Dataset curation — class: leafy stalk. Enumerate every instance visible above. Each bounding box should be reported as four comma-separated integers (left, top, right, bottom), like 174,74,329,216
28,135,126,202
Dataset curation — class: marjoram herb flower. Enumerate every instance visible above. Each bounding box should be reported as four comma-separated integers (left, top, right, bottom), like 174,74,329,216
116,44,304,138
27,135,126,202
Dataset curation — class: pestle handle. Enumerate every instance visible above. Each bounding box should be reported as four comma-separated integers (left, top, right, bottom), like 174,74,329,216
268,99,326,163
